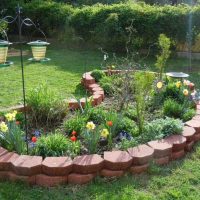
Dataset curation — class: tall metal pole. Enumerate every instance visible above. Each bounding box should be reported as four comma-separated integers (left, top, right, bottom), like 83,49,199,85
17,5,29,154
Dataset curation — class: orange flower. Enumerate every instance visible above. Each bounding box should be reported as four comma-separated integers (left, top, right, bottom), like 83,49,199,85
72,130,77,136
16,121,20,125
32,136,37,143
70,136,77,142
107,121,113,127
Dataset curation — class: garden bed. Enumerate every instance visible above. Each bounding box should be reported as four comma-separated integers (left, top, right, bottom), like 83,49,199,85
0,69,199,186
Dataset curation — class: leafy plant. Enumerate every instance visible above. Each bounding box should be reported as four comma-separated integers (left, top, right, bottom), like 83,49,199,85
27,83,68,128
116,138,138,150
155,34,171,80
182,108,196,122
0,111,25,154
91,70,106,82
163,98,183,119
33,132,81,157
81,121,100,154
140,117,183,143
99,76,115,95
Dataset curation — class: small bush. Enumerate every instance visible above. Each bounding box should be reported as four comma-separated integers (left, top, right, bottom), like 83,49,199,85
182,109,196,122
140,117,183,143
163,99,183,119
27,83,68,128
99,76,114,95
116,138,138,150
33,132,81,157
123,106,138,121
91,70,106,82
63,114,87,135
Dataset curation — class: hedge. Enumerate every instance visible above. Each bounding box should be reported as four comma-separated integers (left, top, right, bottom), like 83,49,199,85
2,1,200,51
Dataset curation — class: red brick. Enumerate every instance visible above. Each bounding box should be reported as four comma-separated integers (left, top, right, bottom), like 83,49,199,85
42,157,72,176
155,156,169,165
0,152,19,171
148,140,172,158
194,133,200,142
68,99,79,110
36,174,68,187
185,141,194,152
9,171,36,185
68,173,95,184
164,135,186,152
91,87,104,94
93,91,105,100
12,155,42,176
0,171,9,180
82,75,95,85
185,119,200,134
104,151,132,170
171,150,185,160
73,154,104,174
88,84,100,92
100,169,124,177
193,115,200,120
0,147,8,157
130,163,149,174
128,144,154,165
92,94,102,105
182,126,196,142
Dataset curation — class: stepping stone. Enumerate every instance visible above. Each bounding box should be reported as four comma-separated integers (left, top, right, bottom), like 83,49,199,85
128,144,154,165
185,120,200,134
104,150,132,170
12,155,42,176
171,150,185,160
100,169,124,177
181,126,196,142
42,157,72,176
130,163,149,174
73,154,104,174
164,135,186,152
36,174,68,187
68,173,95,184
0,152,19,171
148,140,172,158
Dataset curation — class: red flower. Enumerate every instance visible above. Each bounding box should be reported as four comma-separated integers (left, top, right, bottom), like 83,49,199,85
16,121,20,125
107,121,113,127
32,136,37,143
70,136,77,142
72,130,77,136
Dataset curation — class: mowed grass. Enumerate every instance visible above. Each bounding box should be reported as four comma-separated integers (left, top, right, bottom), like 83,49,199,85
1,143,200,200
0,47,102,109
0,46,200,109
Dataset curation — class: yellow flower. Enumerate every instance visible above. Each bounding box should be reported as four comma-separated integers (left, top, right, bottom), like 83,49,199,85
5,110,17,122
0,122,8,133
156,81,163,89
183,89,189,96
86,121,96,130
176,81,181,88
111,65,115,69
101,129,109,138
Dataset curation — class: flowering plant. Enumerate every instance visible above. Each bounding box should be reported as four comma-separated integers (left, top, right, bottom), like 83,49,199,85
82,121,100,154
0,111,25,154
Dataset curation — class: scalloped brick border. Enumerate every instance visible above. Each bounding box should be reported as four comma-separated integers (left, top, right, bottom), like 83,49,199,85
0,70,199,186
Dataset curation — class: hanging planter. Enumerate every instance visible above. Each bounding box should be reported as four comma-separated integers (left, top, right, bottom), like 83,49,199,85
0,40,13,66
27,40,50,62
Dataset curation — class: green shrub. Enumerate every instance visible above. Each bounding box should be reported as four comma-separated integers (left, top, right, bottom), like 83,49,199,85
116,117,139,136
63,114,87,135
99,76,114,95
116,138,138,150
182,109,196,122
91,69,106,82
163,99,183,118
27,83,68,128
33,132,81,157
140,117,183,143
123,106,138,121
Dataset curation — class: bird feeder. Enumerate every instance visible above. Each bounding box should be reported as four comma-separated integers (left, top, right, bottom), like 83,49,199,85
0,40,12,66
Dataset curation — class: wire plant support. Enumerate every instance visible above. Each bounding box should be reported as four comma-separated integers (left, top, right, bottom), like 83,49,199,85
0,4,50,154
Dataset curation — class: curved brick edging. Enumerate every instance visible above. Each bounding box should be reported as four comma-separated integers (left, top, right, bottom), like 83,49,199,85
0,71,200,186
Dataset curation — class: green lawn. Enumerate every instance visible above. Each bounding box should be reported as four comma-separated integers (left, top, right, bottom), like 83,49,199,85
1,46,200,109
1,143,200,200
